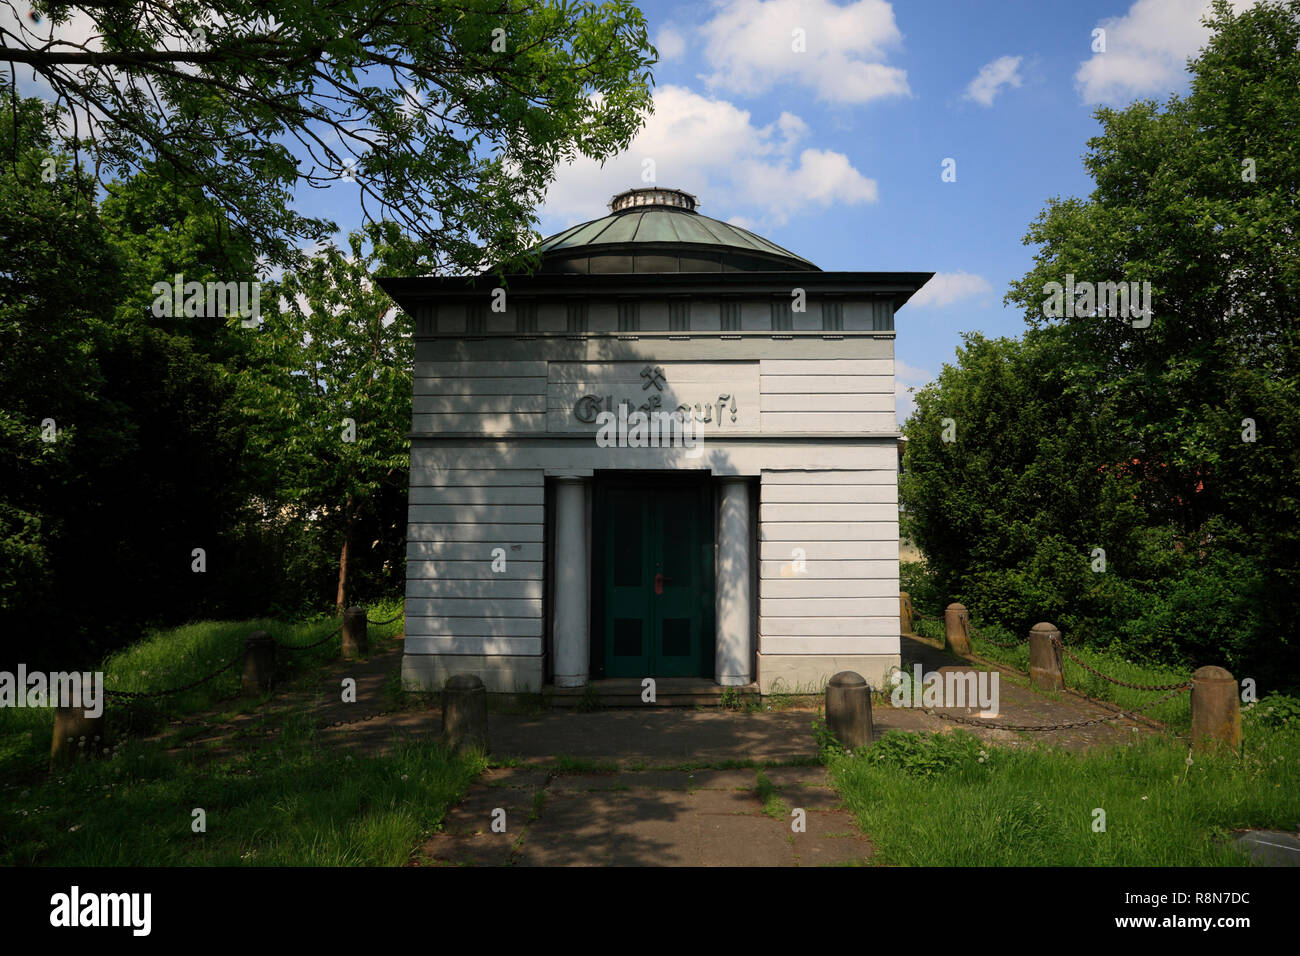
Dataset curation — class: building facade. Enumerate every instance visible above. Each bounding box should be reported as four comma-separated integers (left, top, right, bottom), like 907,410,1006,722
379,188,930,695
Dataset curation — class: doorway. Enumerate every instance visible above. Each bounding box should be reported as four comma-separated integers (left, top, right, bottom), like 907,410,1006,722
591,473,715,679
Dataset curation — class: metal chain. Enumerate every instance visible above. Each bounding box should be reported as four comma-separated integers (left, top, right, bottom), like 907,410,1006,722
1051,635,1192,691
274,623,343,653
104,649,248,700
366,612,403,626
913,608,1187,687
926,683,1191,732
911,608,1026,648
970,626,1026,649
101,613,403,743
102,613,388,707
908,603,1193,729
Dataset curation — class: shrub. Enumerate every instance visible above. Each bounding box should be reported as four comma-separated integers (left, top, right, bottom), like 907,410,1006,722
1245,694,1300,729
864,729,989,777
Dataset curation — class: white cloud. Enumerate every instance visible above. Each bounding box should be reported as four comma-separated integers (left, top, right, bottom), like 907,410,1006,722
896,381,916,423
895,360,932,423
1,5,105,108
540,85,877,231
907,272,994,308
1075,0,1258,104
736,147,878,217
896,359,932,381
963,55,1023,107
698,0,910,104
656,25,686,60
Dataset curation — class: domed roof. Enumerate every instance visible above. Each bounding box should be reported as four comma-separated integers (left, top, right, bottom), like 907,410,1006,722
532,187,820,274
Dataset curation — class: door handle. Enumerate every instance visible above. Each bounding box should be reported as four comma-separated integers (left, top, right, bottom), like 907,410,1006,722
654,573,673,594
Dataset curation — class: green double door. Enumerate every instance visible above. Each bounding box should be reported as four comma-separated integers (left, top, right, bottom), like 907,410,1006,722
594,477,714,679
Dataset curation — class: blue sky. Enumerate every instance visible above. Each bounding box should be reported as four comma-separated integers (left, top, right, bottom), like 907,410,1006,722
4,0,1248,421
530,0,1252,422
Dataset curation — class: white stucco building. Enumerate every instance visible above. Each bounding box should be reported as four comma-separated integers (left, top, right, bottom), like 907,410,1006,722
379,188,930,695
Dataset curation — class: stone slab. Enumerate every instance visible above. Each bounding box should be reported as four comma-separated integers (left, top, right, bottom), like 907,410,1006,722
684,769,760,790
514,791,698,867
691,788,764,815
479,767,550,789
549,773,630,792
763,767,833,788
696,814,797,867
418,833,517,866
780,786,844,812
1232,830,1300,866
791,810,874,866
438,787,534,836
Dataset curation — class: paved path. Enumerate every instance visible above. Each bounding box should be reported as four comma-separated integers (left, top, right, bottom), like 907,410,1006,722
898,634,1165,750
1231,829,1300,866
406,635,1163,866
160,630,1168,866
416,765,871,867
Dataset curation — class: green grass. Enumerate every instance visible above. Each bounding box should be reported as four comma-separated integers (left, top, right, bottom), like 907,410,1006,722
0,606,407,780
754,768,790,820
830,719,1300,866
0,718,484,866
719,683,816,713
0,602,484,867
720,686,761,712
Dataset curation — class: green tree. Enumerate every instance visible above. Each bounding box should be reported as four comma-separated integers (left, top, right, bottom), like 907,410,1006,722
1,90,257,665
902,333,1146,639
1006,0,1300,680
2,0,658,269
0,93,121,665
98,161,262,366
908,1,1299,683
239,221,416,611
1006,0,1300,545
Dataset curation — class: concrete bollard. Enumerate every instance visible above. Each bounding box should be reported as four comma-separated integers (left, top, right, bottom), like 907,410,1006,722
1191,666,1241,755
50,706,107,768
899,592,914,636
341,606,368,660
825,671,873,751
442,674,488,754
241,630,276,695
1028,622,1064,691
944,603,971,654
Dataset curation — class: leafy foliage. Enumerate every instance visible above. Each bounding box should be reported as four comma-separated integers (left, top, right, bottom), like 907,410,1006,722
0,93,256,666
237,221,416,608
1245,693,1300,729
899,559,941,612
0,88,407,666
903,1,1300,689
3,0,658,270
863,730,988,778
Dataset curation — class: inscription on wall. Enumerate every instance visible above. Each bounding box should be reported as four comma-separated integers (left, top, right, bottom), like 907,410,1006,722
547,361,760,433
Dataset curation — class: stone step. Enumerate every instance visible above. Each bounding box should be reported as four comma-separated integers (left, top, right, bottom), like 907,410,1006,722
543,679,760,709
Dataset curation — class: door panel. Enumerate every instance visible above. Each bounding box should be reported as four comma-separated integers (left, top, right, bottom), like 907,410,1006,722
607,487,651,675
650,485,701,676
599,478,713,678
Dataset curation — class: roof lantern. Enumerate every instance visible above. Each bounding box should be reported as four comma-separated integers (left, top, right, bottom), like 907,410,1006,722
609,187,700,213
